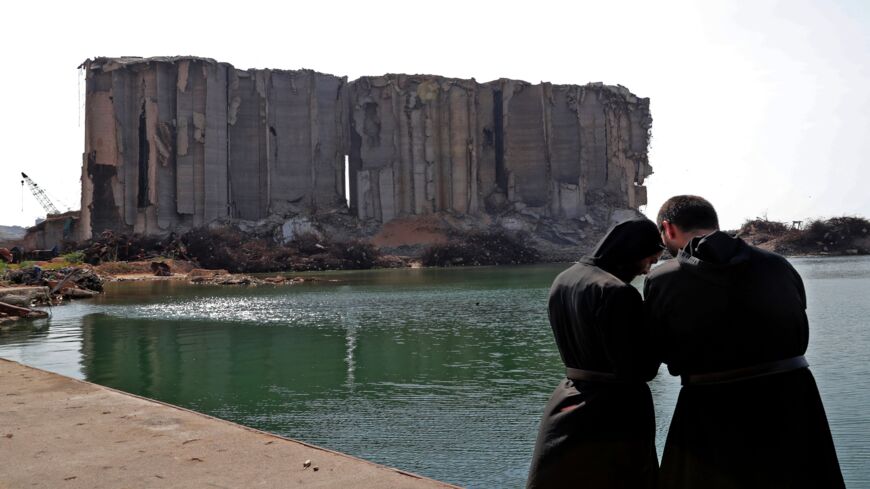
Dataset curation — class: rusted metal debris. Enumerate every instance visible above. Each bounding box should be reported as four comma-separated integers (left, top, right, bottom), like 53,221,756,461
0,301,48,319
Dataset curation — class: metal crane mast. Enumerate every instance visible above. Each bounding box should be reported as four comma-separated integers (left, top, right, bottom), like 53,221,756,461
21,172,60,215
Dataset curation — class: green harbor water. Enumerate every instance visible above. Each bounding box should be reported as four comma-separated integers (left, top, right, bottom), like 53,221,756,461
1,258,868,488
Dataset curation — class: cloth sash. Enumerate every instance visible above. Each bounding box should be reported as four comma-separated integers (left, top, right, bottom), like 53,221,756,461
680,355,808,386
566,367,632,384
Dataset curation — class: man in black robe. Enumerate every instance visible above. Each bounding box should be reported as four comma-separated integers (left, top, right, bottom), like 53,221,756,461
644,195,844,489
527,218,664,489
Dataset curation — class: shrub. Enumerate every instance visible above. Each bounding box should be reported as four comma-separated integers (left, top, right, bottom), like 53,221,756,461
61,251,85,264
739,219,789,236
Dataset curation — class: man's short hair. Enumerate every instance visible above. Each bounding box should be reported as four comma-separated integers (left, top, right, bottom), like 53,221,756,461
656,195,719,232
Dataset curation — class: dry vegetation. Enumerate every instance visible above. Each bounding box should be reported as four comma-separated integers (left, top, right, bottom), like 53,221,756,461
738,216,870,255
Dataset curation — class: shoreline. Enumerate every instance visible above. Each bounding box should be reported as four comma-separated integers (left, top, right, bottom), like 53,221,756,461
2,251,867,328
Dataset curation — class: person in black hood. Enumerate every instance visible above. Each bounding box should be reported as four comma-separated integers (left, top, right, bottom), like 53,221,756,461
645,195,844,489
526,217,665,489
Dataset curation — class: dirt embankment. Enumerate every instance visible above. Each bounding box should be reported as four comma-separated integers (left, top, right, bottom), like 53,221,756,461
736,217,870,256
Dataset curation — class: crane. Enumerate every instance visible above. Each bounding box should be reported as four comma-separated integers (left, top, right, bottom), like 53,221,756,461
21,172,60,215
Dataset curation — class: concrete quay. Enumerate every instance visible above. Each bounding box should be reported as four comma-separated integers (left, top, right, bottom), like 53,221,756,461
0,358,460,488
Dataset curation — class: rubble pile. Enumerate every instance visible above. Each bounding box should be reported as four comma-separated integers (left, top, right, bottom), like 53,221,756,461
182,227,389,273
421,229,540,267
4,266,104,297
1,266,105,326
81,231,188,265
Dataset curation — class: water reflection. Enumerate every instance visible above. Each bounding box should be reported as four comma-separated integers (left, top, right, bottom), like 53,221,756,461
343,311,358,389
79,313,350,409
0,318,50,343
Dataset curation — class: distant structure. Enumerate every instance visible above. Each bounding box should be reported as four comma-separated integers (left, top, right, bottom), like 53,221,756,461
78,57,652,240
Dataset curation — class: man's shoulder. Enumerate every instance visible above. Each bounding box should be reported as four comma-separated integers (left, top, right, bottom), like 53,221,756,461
643,258,682,298
646,258,681,283
745,243,799,274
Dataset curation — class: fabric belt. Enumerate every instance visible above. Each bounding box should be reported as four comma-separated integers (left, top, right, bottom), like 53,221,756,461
565,367,630,384
680,355,809,386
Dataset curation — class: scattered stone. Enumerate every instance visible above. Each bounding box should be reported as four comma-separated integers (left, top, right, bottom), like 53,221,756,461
303,459,311,469
188,269,229,279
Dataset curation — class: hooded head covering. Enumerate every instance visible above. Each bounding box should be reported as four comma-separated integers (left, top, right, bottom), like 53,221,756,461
676,230,752,285
581,218,664,282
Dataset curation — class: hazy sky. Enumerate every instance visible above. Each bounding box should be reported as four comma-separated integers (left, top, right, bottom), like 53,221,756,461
1,0,867,229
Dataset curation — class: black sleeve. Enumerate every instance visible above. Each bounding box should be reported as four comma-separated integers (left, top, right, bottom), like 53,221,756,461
598,285,661,381
784,259,810,351
643,275,679,376
789,261,808,310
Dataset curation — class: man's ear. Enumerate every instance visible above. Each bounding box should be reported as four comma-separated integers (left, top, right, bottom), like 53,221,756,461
661,220,676,240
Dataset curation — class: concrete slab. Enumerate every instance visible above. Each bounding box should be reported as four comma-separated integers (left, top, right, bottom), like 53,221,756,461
0,358,460,488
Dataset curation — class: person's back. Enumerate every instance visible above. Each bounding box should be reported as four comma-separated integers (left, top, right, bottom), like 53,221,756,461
527,218,663,489
645,196,844,489
647,235,808,374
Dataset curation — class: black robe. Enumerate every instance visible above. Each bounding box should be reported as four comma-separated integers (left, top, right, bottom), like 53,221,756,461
527,219,663,489
644,231,844,489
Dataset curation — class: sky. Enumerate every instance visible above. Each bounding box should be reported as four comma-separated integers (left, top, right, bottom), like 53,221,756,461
0,0,867,230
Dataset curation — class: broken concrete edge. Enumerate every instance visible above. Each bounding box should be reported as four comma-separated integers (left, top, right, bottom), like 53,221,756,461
0,357,463,488
80,56,344,80
80,58,643,94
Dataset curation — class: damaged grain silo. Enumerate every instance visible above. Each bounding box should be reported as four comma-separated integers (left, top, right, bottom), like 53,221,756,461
78,56,652,243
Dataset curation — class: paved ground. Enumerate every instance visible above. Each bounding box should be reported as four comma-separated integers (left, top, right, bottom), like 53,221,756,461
0,358,460,488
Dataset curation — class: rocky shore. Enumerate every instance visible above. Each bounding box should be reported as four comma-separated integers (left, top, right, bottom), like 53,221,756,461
0,259,331,328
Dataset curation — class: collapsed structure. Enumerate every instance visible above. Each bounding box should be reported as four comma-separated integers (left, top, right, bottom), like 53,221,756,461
79,57,652,242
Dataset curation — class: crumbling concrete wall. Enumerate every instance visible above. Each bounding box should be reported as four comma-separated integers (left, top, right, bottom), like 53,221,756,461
498,81,652,217
80,57,347,240
79,57,651,240
348,77,651,223
348,75,489,222
21,212,79,250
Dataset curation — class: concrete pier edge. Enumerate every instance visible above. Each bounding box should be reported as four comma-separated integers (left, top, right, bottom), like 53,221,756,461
0,357,462,488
